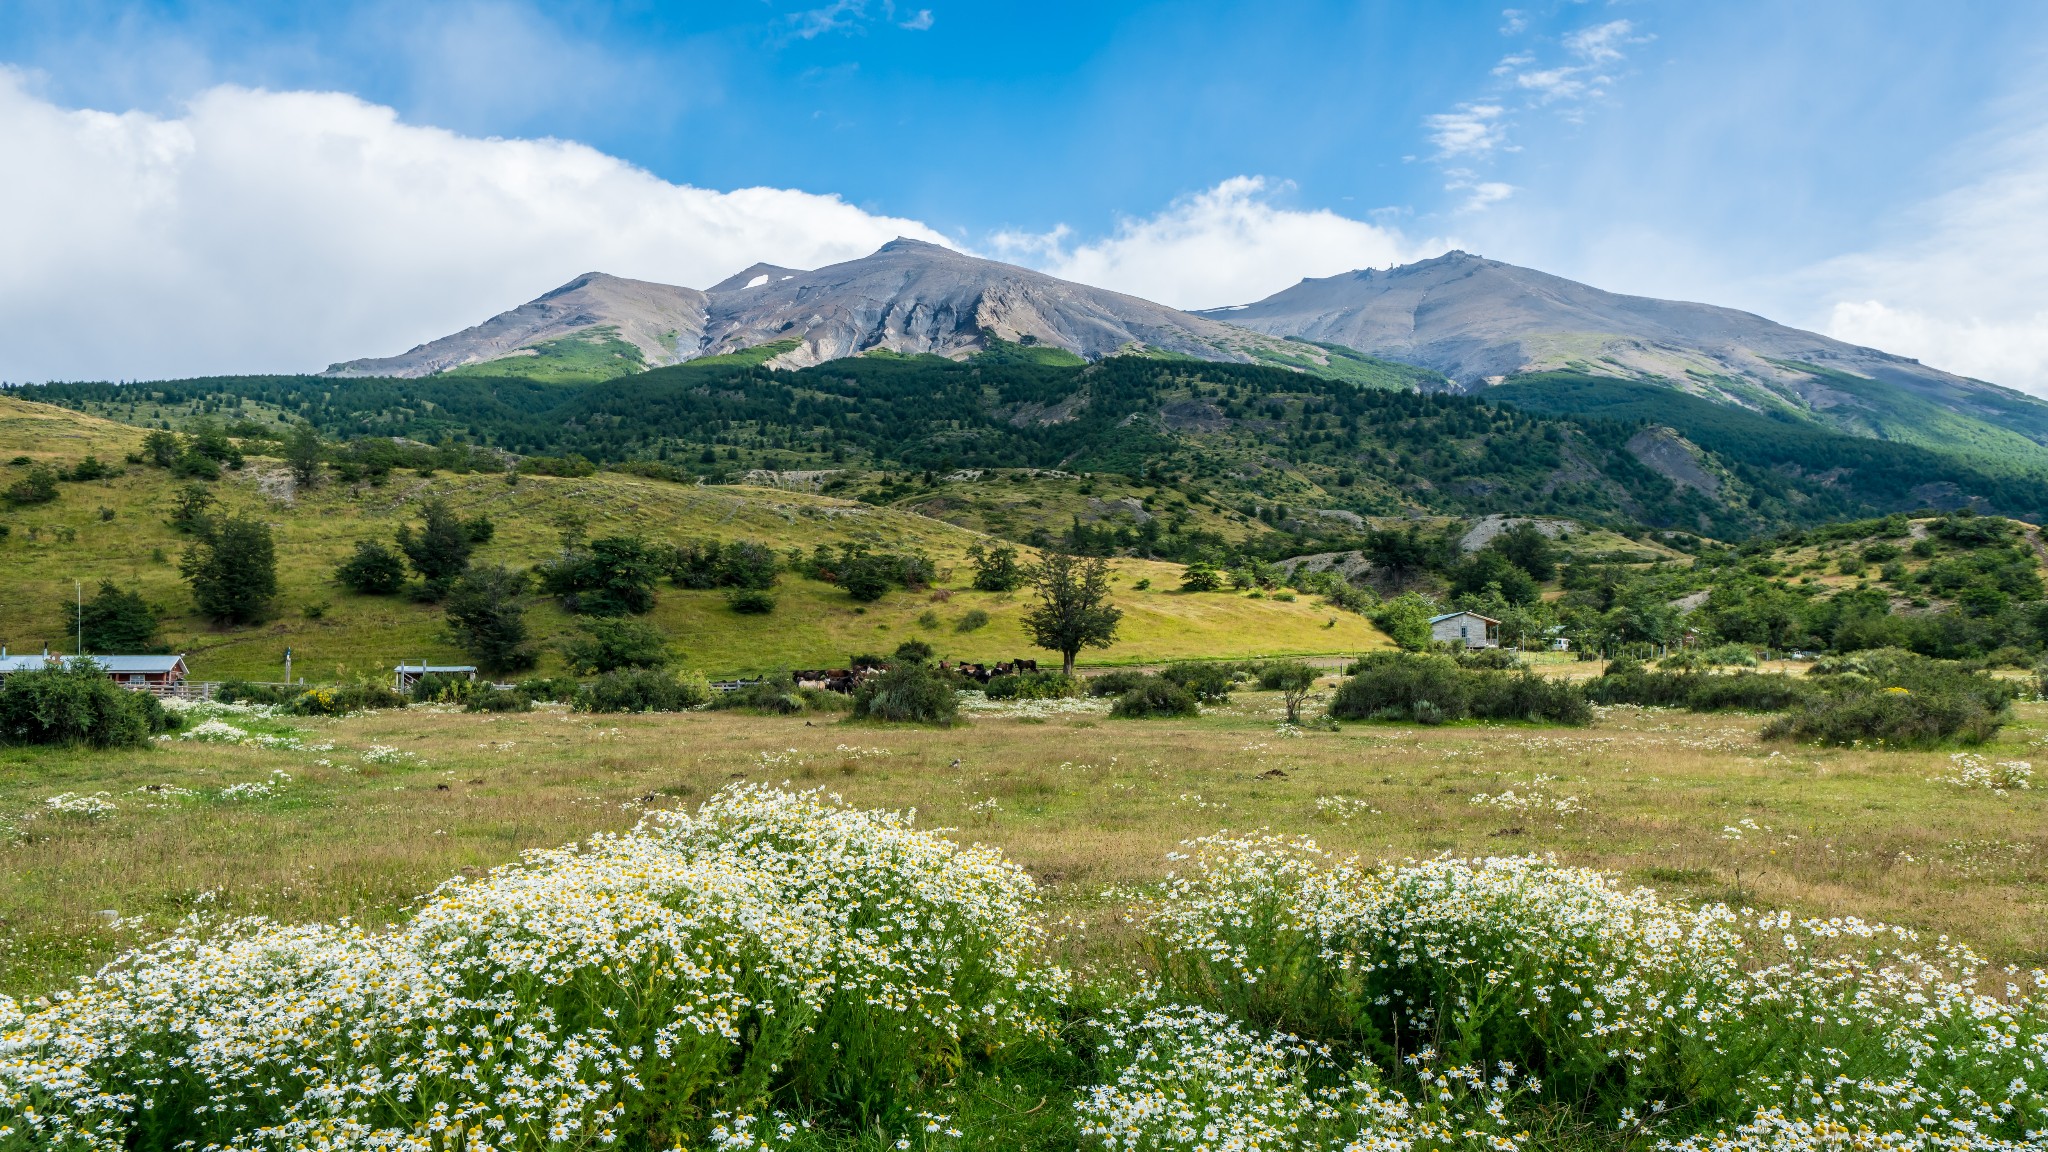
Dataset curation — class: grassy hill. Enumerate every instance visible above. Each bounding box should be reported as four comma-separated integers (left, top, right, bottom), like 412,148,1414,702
0,396,1388,681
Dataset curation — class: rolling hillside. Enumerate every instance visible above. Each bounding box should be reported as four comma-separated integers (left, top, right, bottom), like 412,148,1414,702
0,396,1388,681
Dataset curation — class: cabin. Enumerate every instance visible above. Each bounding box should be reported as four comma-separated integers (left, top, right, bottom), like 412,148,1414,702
393,663,478,691
1429,611,1500,649
0,651,190,691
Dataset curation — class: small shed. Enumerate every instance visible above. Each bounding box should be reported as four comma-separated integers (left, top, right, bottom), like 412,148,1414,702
394,663,478,691
1429,611,1500,649
0,652,189,690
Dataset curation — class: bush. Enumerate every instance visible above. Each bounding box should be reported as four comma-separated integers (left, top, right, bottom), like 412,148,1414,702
1086,669,1152,697
407,673,477,704
1329,652,1470,723
560,618,672,675
179,515,278,624
724,587,777,614
1330,651,1591,725
955,608,990,632
1161,662,1237,703
444,565,538,675
982,671,1081,700
288,680,406,715
536,535,663,616
2,464,59,506
1766,649,2015,747
850,661,959,725
576,668,711,713
0,661,173,747
1453,646,1526,670
1110,676,1201,718
1468,672,1594,725
335,539,408,595
214,680,289,706
464,686,532,713
514,676,582,703
1586,667,1805,712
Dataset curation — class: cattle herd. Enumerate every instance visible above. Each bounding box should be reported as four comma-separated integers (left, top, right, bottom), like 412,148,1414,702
712,658,1041,695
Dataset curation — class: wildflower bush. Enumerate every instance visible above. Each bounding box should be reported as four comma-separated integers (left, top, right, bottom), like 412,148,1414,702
0,786,1067,1151
1135,833,2048,1152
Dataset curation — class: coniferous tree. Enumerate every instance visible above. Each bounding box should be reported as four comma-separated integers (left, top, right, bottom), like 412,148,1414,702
66,581,163,652
395,499,474,595
284,422,324,487
444,565,537,674
180,515,278,624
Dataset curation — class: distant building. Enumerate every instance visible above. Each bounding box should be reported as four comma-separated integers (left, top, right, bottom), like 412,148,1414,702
1429,611,1499,649
394,663,478,691
0,651,189,690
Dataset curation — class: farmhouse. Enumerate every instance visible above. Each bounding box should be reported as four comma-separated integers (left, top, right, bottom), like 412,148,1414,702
0,651,190,690
1429,610,1499,649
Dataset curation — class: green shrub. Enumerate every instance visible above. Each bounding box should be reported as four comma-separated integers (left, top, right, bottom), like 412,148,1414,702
1468,672,1594,725
955,608,990,632
464,686,532,713
724,587,776,614
2,465,59,506
1329,652,1470,723
1587,667,1805,712
849,661,959,725
514,676,582,703
1161,662,1237,703
1453,647,1525,670
560,617,672,675
0,661,172,747
1086,670,1151,697
1767,648,2015,747
576,669,710,714
335,540,407,595
982,671,1080,700
1110,676,1200,718
214,680,290,706
289,680,407,715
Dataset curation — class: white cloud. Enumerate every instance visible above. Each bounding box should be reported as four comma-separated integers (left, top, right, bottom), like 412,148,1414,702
994,176,1446,310
1425,103,1508,158
1810,110,2048,393
898,9,934,31
1564,20,1638,65
0,74,947,381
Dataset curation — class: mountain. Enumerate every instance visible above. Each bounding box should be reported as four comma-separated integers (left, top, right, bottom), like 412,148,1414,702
324,240,1395,382
1196,251,2048,475
327,272,710,380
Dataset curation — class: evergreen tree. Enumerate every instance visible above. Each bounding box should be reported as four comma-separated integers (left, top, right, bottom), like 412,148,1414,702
167,483,216,534
284,422,324,487
1021,551,1123,676
180,515,278,624
444,565,538,674
66,581,163,652
967,542,1023,591
395,499,474,595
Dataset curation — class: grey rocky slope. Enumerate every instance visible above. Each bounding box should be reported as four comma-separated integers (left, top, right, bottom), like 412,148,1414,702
1195,251,2048,440
327,240,1310,378
327,273,710,378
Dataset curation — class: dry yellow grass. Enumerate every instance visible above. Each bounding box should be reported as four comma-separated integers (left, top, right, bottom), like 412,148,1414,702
3,694,2042,997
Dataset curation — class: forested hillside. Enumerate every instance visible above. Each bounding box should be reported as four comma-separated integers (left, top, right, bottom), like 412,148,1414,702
25,347,2048,547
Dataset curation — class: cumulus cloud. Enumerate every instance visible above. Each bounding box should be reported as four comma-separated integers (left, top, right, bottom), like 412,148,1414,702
0,74,946,381
1811,112,2048,393
898,9,934,31
992,176,1446,310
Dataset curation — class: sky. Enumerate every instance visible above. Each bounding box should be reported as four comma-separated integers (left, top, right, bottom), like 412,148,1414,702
1,0,2046,392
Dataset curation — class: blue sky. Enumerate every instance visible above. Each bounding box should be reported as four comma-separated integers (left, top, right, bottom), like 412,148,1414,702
2,1,2047,389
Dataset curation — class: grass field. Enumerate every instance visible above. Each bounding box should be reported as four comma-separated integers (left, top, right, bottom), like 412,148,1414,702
4,691,2042,1000
0,396,1388,679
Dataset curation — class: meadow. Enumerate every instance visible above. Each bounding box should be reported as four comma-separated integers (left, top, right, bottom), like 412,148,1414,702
4,688,2043,998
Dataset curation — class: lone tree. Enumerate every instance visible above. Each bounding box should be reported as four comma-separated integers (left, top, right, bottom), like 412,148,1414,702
1021,551,1122,676
1259,660,1320,724
444,565,538,674
180,515,278,624
283,422,324,487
